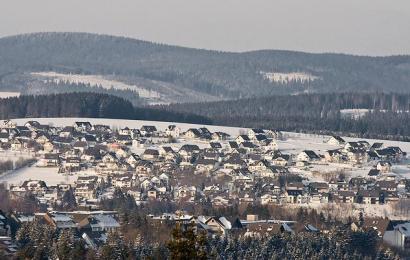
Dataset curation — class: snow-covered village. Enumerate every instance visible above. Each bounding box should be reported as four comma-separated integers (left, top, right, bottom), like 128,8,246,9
0,117,409,257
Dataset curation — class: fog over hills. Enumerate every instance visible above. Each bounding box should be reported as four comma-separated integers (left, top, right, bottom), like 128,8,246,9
0,32,410,104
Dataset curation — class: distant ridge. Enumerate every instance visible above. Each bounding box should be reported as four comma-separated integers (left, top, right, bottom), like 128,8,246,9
1,32,410,101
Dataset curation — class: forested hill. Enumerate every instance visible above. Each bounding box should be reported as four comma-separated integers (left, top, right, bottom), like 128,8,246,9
0,93,211,124
159,93,410,140
1,32,410,100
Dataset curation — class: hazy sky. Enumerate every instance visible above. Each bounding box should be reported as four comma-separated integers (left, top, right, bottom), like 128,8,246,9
1,0,409,56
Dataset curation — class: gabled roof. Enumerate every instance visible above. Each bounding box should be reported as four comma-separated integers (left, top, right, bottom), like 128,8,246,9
228,141,239,149
363,218,390,236
301,150,320,159
179,144,200,152
143,149,159,156
140,125,157,132
250,128,265,134
368,169,381,176
330,135,345,143
210,142,222,149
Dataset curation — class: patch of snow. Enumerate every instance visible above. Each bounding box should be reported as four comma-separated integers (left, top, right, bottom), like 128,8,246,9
0,92,20,98
31,72,161,100
261,71,319,84
0,165,97,187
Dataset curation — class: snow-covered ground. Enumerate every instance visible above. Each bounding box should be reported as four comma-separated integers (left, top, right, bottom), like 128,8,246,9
339,109,371,119
261,71,319,84
0,91,20,98
340,109,410,120
31,72,161,100
0,150,34,161
0,165,97,187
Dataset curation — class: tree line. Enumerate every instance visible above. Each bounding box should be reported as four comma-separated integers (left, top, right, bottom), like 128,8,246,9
0,92,211,124
160,92,410,140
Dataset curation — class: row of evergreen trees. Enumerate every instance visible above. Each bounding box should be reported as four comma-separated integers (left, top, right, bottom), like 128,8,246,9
12,220,398,260
0,92,211,124
22,80,146,106
161,92,410,140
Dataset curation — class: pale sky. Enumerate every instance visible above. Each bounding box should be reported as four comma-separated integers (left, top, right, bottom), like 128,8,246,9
1,0,409,56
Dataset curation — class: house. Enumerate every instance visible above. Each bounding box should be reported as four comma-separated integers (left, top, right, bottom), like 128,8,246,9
309,182,329,193
248,129,265,139
159,146,175,156
285,190,304,204
136,160,154,173
74,122,93,133
116,135,132,145
344,142,367,152
184,128,202,139
337,190,355,203
179,144,200,158
147,187,158,199
265,129,283,139
0,132,9,143
166,125,181,138
73,141,88,152
384,222,410,250
376,181,397,192
358,190,380,204
376,161,392,173
198,127,212,139
375,147,405,162
118,127,132,136
223,156,246,169
297,150,320,162
327,136,345,146
64,157,81,170
271,153,291,166
140,125,157,136
204,216,231,235
349,177,369,191
126,153,140,167
24,120,41,130
209,142,223,150
75,184,97,200
263,139,278,151
236,135,251,144
10,139,23,150
196,158,217,172
142,149,160,160
79,214,120,233
324,149,345,163
38,153,60,167
212,132,230,141
41,212,77,230
260,193,278,205
370,142,384,151
175,186,196,202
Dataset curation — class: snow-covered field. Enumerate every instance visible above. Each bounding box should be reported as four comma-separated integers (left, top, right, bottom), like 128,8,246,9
340,109,410,120
31,72,161,99
0,150,34,161
339,109,371,119
0,91,20,98
0,166,97,187
261,71,319,84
